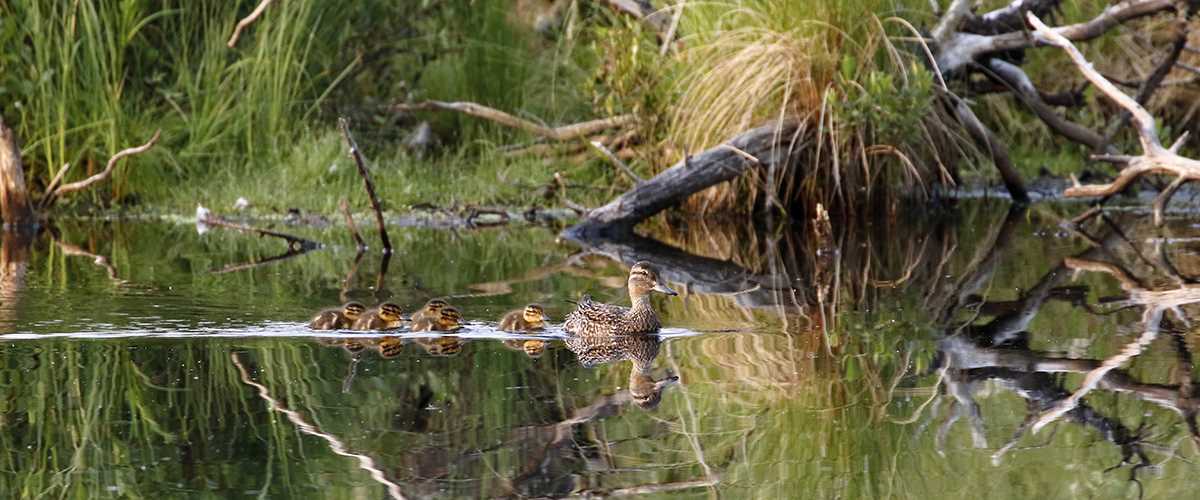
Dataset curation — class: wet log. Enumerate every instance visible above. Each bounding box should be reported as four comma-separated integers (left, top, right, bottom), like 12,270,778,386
566,120,798,236
0,117,35,228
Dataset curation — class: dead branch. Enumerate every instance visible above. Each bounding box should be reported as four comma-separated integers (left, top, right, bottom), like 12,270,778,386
213,247,312,274
37,163,71,210
984,59,1109,152
1030,13,1200,225
567,120,799,234
945,92,1030,202
227,0,275,48
932,0,972,45
52,238,122,282
589,141,644,184
197,207,321,251
937,0,1177,75
338,198,366,251
1100,16,1190,149
46,130,161,207
660,0,687,56
599,0,672,41
338,118,392,254
393,101,635,142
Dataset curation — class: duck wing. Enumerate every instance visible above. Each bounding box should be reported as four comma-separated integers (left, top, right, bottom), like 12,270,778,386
564,294,629,335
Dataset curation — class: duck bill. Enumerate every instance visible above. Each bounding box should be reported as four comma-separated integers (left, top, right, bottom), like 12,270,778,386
653,283,678,296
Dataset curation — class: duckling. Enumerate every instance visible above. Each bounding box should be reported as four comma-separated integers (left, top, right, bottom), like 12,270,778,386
411,298,449,323
376,336,405,359
501,304,549,358
309,302,367,330
416,336,464,357
352,302,405,330
564,261,677,336
500,304,548,331
411,305,463,332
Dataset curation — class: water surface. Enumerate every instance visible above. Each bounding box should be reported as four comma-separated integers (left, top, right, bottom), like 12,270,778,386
2,202,1199,498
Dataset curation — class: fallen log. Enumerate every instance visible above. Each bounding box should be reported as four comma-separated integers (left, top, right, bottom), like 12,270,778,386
393,101,635,142
564,120,798,236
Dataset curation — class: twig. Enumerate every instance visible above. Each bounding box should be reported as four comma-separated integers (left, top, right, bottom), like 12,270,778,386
660,0,687,56
213,247,312,274
37,163,71,210
338,198,366,250
45,130,160,207
227,0,275,48
1100,17,1189,150
197,208,321,251
338,118,392,254
589,141,644,184
1029,12,1200,224
393,101,634,141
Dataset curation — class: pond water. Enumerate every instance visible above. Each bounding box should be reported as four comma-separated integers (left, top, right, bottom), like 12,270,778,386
2,201,1199,499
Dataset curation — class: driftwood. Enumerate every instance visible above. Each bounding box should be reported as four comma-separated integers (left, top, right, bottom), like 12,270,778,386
566,120,798,235
196,207,321,251
0,117,34,227
227,0,275,48
338,198,366,251
394,101,635,142
338,118,392,253
1028,13,1200,225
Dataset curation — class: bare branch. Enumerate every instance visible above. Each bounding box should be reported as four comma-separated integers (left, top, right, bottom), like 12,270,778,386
984,59,1109,152
1101,17,1190,149
197,209,321,252
37,163,71,210
589,141,644,184
338,118,392,254
339,198,366,251
227,0,275,48
393,101,635,141
946,92,1029,202
49,129,161,203
932,0,972,44
1029,12,1200,219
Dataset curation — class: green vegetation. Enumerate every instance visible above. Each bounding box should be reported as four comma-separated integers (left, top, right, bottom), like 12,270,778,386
1,1,1193,218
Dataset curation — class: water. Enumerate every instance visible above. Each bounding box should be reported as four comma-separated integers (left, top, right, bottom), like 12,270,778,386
2,202,1199,498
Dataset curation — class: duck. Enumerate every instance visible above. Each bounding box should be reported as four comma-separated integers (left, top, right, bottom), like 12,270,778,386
416,336,464,357
309,302,367,330
501,304,549,358
564,261,677,336
376,336,405,359
352,302,405,330
411,298,449,323
411,305,463,332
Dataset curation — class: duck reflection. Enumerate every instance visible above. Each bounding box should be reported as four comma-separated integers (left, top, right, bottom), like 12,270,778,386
563,332,677,410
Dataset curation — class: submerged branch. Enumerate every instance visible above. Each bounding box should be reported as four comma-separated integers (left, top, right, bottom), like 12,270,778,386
196,206,321,251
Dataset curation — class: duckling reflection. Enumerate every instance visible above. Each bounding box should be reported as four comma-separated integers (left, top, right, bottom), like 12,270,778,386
565,261,677,336
415,336,465,357
501,304,549,358
352,302,405,330
309,301,367,330
563,332,677,410
376,336,405,359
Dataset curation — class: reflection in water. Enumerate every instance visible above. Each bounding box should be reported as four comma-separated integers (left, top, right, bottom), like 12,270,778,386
564,333,678,410
8,205,1200,497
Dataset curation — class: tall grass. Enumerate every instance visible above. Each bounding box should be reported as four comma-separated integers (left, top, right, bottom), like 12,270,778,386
665,0,960,217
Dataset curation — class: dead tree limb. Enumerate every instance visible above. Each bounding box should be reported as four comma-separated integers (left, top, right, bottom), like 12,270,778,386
565,121,798,235
944,92,1030,202
1030,13,1200,225
227,0,275,48
589,141,644,184
599,0,672,42
393,101,635,142
338,118,392,254
197,206,321,251
338,198,366,251
984,59,1110,152
1100,15,1190,149
43,130,161,208
937,0,1176,75
0,117,35,227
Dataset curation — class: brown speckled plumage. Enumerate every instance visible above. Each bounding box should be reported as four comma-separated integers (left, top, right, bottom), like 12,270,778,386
564,261,676,336
352,303,404,330
412,305,463,332
562,332,674,410
377,336,404,359
309,302,366,330
417,336,464,356
499,304,547,332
